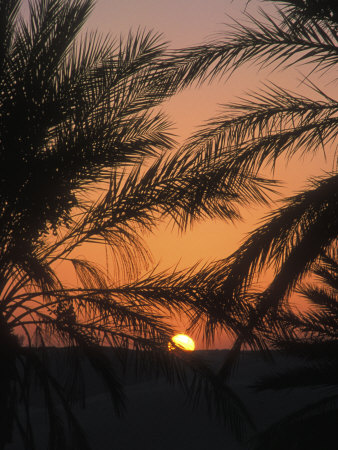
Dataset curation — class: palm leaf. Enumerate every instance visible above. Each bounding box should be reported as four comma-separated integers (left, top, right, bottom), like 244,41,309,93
169,4,338,87
213,173,338,311
181,83,338,175
268,0,338,29
250,245,338,448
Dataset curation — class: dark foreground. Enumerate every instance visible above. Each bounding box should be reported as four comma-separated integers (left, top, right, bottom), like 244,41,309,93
7,350,326,450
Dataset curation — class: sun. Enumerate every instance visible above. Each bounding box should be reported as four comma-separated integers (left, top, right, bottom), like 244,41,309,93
168,334,195,352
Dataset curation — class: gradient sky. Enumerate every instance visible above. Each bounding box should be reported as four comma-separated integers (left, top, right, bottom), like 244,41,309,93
21,0,336,348
74,0,336,348
81,0,334,268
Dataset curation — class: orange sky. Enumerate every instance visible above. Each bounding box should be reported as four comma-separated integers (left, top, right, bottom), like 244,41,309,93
42,1,337,348
82,0,334,265
75,0,336,348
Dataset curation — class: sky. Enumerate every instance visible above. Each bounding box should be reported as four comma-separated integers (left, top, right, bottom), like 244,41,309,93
81,0,334,269
20,0,336,348
79,0,336,348
72,0,334,348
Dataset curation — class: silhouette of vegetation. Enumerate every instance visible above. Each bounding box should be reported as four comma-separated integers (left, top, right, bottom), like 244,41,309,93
159,0,337,447
251,247,338,449
0,0,281,448
168,0,338,365
2,0,336,447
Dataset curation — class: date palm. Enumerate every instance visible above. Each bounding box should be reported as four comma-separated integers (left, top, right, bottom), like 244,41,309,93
167,0,338,363
251,247,338,450
0,0,275,448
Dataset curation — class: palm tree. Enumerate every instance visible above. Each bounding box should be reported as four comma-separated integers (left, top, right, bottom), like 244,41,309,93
157,1,338,446
166,0,338,365
250,247,338,449
0,0,275,447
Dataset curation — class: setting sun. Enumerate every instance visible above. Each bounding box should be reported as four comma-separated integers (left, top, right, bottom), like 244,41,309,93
168,334,195,352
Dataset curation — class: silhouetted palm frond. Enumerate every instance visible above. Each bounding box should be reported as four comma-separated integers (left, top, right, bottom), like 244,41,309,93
168,4,338,87
249,247,338,449
0,0,260,447
201,174,337,325
1,26,174,247
157,0,338,446
161,1,338,362
267,0,338,29
182,83,338,176
41,149,276,275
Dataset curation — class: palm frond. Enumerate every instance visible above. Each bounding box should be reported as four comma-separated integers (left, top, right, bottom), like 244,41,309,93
1,13,176,250
214,173,338,311
0,0,20,77
269,0,338,29
6,273,256,443
175,174,338,357
168,6,338,87
21,348,93,450
182,83,338,174
249,244,338,448
273,337,338,360
0,0,262,447
299,284,338,310
36,147,276,286
312,248,338,290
